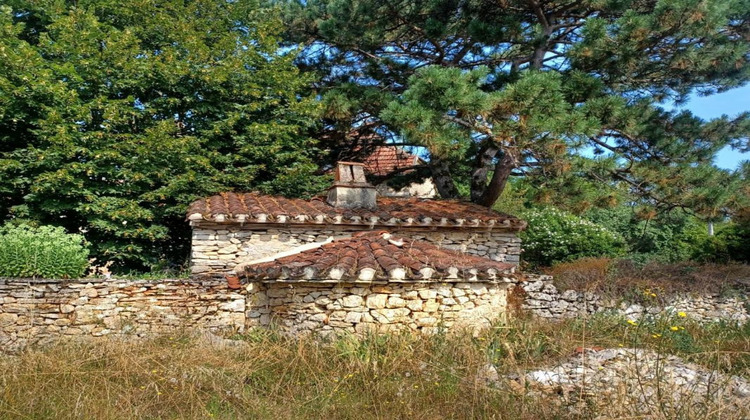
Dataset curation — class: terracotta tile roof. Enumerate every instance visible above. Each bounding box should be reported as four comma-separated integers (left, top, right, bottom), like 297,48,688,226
362,146,420,177
243,231,516,283
187,193,526,231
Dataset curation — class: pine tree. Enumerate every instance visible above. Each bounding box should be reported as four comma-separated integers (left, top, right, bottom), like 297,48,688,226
283,0,750,210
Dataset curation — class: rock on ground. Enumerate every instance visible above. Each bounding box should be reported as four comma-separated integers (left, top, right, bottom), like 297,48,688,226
508,347,750,418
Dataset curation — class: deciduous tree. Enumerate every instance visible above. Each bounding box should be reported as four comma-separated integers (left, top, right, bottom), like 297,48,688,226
0,0,324,269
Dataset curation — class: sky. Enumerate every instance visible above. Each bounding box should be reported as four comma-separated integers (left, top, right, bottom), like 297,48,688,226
677,85,750,171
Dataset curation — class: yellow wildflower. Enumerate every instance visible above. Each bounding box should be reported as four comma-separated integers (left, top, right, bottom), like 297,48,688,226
678,312,687,318
652,333,662,338
626,319,637,326
670,326,679,331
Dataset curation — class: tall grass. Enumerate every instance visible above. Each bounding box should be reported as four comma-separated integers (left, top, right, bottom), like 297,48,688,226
0,315,747,419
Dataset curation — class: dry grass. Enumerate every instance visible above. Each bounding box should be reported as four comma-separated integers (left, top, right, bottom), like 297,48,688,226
0,315,748,420
546,258,750,298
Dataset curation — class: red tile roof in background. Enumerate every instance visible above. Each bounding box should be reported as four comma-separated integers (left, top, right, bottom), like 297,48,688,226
362,146,421,177
243,231,515,282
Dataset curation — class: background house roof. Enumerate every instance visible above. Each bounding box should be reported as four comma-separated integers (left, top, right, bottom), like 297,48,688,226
242,231,515,282
362,146,421,177
187,192,526,230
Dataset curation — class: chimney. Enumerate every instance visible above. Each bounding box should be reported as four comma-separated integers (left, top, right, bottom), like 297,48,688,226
327,161,377,210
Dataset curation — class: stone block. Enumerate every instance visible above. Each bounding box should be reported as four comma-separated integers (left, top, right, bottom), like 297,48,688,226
80,288,98,298
418,290,437,299
344,312,363,323
406,300,423,312
219,300,245,312
366,294,388,309
342,295,364,308
423,299,439,312
309,313,328,322
386,296,406,308
416,317,438,327
0,313,18,327
441,297,457,305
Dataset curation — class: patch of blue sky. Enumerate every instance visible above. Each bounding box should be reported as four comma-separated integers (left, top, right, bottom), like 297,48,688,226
674,85,749,170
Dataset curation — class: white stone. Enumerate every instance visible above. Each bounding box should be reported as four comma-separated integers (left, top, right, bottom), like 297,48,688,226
418,290,437,299
342,295,363,308
366,294,388,309
386,296,406,308
344,312,363,323
219,300,245,312
309,313,328,322
406,300,423,311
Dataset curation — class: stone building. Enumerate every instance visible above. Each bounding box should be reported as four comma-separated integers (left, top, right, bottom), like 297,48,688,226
187,162,526,278
183,161,526,334
241,231,517,335
361,145,437,198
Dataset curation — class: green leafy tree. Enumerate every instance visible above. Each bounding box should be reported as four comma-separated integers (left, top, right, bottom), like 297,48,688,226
0,0,325,270
283,0,750,211
520,207,626,267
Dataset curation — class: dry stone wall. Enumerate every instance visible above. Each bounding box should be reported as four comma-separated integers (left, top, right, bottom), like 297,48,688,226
0,277,514,351
520,275,749,324
246,281,512,336
191,224,521,277
0,278,245,352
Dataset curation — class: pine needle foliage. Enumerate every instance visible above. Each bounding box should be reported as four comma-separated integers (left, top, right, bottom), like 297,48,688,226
284,0,750,213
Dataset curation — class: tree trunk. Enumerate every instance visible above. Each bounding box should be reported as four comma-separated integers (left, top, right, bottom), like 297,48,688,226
470,143,499,203
431,159,459,199
477,150,517,207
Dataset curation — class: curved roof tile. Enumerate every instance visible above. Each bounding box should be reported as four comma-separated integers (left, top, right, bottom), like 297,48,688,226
243,231,516,283
187,193,526,231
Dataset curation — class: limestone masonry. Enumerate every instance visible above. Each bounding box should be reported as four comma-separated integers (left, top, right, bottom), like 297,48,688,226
186,167,526,278
2,275,748,351
190,225,522,277
0,277,514,351
245,281,514,336
0,278,244,352
520,274,749,324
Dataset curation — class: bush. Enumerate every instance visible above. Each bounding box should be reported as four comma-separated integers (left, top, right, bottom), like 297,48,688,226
0,224,89,278
692,222,750,264
521,207,626,267
584,206,708,264
545,257,614,291
547,258,750,298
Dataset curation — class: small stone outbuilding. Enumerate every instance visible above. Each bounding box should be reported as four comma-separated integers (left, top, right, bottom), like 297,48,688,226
241,231,517,335
185,162,526,334
187,162,526,278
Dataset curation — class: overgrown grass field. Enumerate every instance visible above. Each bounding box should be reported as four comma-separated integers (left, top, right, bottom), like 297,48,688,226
1,314,747,420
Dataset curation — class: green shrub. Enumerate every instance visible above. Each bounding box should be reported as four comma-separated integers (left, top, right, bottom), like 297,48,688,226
521,207,626,267
585,206,708,263
692,222,750,263
0,224,90,278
